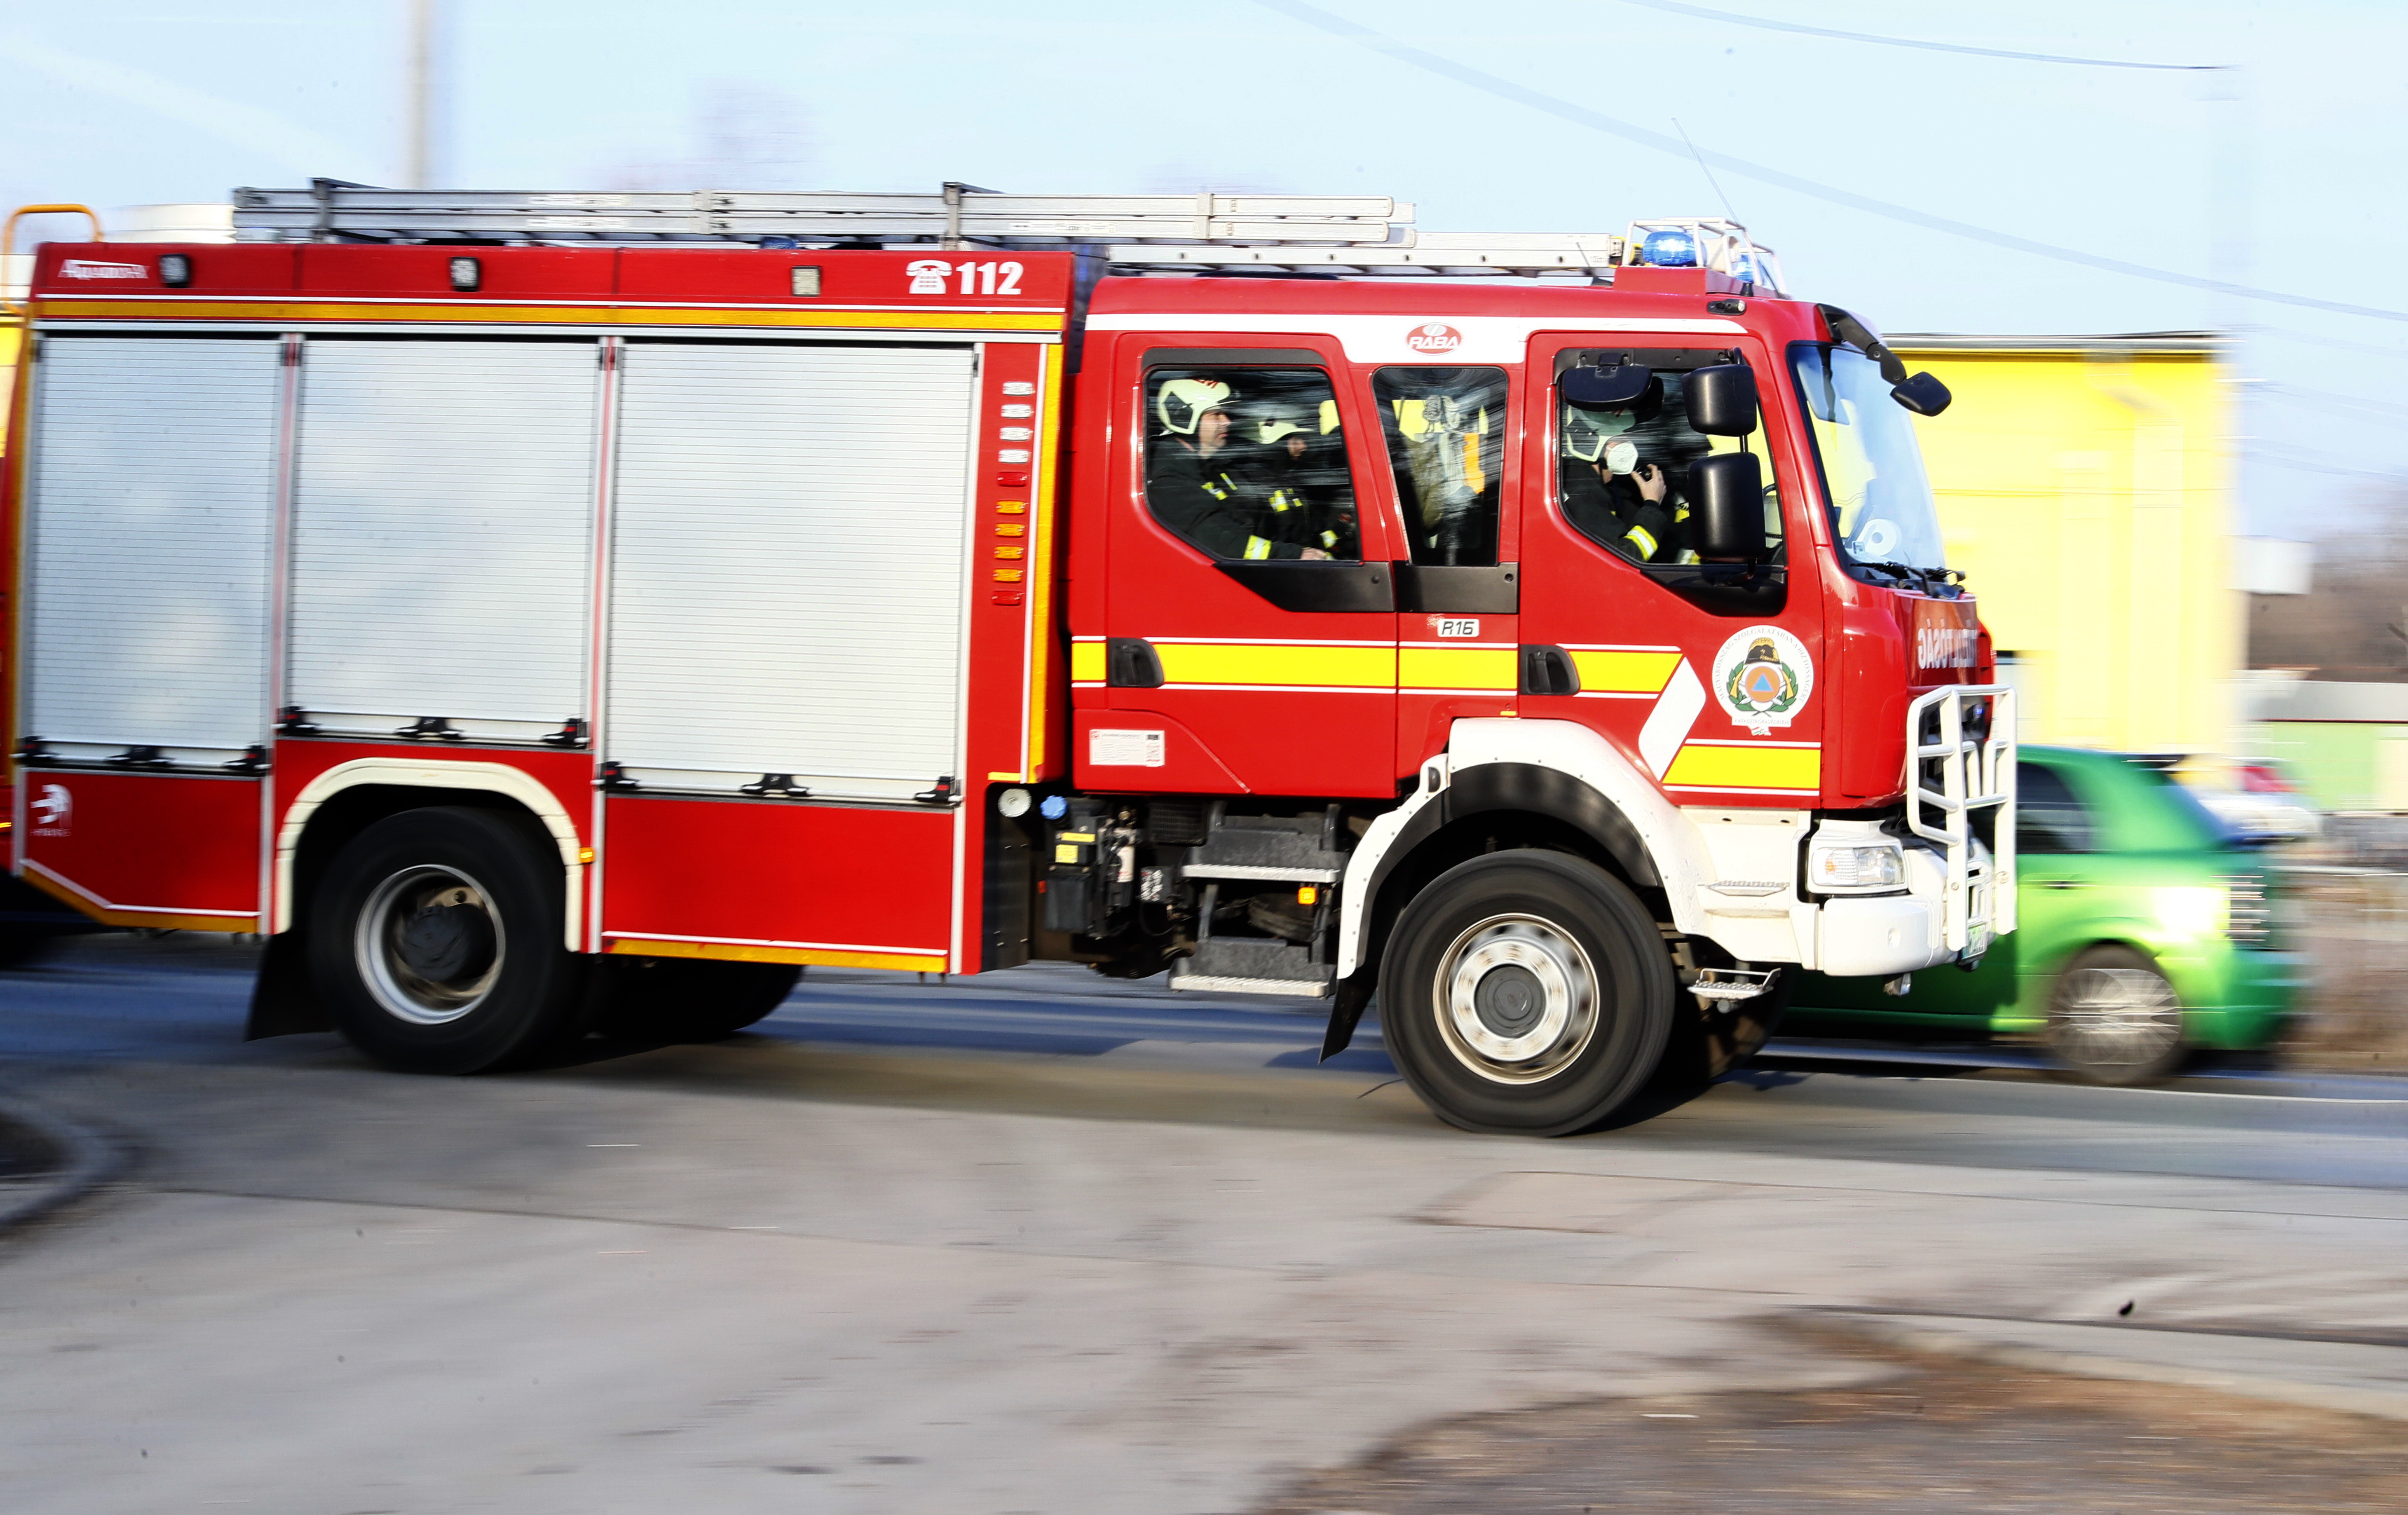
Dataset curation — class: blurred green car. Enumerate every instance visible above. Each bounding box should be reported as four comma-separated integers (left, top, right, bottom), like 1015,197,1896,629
1785,746,2302,1084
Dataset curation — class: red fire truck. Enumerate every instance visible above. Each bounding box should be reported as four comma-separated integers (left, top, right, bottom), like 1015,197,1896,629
1,185,2013,1134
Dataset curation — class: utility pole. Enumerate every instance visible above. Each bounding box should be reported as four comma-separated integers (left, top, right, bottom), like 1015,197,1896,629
405,0,437,189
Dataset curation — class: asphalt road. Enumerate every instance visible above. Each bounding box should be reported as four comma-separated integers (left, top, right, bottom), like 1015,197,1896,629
2,933,2405,1513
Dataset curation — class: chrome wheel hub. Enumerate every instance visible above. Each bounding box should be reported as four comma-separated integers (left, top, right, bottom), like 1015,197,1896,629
2051,966,2181,1070
1433,914,1599,1084
356,865,503,1026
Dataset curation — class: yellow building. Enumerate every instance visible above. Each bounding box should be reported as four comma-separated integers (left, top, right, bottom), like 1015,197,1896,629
1889,334,2239,756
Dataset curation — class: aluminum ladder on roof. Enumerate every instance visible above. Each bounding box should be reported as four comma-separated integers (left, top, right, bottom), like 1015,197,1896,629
227,182,1798,281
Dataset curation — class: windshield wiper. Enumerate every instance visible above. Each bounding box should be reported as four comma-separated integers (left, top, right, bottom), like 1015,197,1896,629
1853,561,1970,598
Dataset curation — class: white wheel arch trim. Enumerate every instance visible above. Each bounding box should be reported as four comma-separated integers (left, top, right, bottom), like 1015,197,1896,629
1338,718,1716,981
273,758,586,948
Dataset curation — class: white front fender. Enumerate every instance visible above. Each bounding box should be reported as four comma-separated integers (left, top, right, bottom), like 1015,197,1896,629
1336,718,1721,979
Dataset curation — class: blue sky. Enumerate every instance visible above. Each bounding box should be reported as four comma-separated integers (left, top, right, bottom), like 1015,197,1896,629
4,0,2403,536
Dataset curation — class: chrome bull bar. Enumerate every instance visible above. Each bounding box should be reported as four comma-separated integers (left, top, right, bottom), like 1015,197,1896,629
1905,685,2016,954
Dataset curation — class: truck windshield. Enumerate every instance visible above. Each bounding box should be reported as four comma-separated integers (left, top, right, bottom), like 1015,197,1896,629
1790,345,1946,574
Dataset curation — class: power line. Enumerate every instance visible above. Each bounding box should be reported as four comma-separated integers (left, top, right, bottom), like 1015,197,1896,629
1247,0,2408,323
1616,0,2223,71
2259,382,2408,424
2251,442,2408,483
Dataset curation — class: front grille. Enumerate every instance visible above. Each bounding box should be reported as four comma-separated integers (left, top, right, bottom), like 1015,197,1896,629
2223,873,2271,947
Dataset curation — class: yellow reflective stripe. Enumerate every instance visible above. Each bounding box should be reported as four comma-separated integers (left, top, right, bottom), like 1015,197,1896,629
1243,535,1272,559
1070,640,1107,682
1153,643,1394,687
1664,743,1822,790
1623,525,1657,558
1568,649,1681,694
1400,646,1518,691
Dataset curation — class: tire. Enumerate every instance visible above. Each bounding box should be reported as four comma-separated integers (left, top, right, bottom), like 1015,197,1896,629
1378,850,1677,1135
2043,944,2187,1087
308,806,586,1074
589,956,800,1042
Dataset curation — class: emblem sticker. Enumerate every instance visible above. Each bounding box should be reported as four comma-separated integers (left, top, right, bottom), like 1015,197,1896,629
1405,322,1462,354
30,783,71,837
1711,625,1813,735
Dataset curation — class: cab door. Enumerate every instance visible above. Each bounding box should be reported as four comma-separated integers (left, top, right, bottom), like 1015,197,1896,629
1085,340,1398,798
1362,364,1524,775
1516,334,1826,808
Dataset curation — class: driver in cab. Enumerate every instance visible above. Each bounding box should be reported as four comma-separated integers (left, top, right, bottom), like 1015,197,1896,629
1147,378,1332,561
1560,395,1683,564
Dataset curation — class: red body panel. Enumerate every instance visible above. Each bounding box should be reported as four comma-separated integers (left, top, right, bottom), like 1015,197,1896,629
600,796,953,970
16,772,261,927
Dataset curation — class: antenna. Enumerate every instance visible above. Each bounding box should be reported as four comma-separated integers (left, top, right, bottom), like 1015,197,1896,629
1671,118,1738,224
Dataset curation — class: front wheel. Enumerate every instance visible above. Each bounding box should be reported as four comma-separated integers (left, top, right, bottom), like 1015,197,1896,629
309,806,586,1074
1378,851,1677,1135
2044,944,2187,1086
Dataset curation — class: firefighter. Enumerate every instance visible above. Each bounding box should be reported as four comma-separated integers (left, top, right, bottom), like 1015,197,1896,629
1560,401,1681,564
1147,378,1330,561
1254,403,1356,558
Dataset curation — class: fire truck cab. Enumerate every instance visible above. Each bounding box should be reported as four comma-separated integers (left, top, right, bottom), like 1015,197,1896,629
2,186,2012,1135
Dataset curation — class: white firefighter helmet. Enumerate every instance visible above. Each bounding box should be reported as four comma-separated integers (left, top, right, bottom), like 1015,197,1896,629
1157,377,1236,435
1561,403,1638,463
1258,408,1310,445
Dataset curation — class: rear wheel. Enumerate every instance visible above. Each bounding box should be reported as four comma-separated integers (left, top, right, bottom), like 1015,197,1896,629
1379,851,1676,1135
309,806,586,1074
589,956,800,1041
2044,945,2187,1086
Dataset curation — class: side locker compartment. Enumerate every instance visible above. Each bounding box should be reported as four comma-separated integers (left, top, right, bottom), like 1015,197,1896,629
596,339,981,971
284,336,599,742
15,335,280,928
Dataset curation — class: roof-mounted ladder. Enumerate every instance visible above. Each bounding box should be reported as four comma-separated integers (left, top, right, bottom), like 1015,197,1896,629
229,180,1781,284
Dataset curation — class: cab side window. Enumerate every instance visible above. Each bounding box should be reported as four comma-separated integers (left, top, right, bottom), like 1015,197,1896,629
1554,350,1782,566
1373,367,1507,567
2017,763,2097,854
1141,366,1359,562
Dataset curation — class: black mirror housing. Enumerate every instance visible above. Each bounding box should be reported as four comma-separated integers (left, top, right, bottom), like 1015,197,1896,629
1891,371,1952,417
1684,363,1758,435
1687,452,1767,561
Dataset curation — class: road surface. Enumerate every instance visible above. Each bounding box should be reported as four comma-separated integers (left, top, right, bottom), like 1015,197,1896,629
2,933,2404,1513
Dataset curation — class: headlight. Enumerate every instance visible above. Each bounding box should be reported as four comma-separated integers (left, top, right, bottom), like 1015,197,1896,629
1810,842,1904,890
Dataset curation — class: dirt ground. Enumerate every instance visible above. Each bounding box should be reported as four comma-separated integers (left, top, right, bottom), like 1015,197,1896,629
2281,870,2408,1071
1255,1334,2408,1514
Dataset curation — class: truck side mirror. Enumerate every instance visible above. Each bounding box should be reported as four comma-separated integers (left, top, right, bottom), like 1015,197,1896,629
1890,371,1952,417
1684,364,1758,435
1688,452,1767,562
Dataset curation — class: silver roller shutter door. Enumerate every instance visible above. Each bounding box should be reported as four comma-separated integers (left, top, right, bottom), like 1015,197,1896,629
288,339,597,735
23,336,280,758
609,342,976,796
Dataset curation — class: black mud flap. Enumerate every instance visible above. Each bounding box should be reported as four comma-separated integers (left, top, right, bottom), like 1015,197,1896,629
244,931,331,1040
1319,968,1377,1062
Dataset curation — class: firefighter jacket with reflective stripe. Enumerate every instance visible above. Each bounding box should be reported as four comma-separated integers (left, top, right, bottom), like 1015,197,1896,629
1561,464,1679,564
1147,442,1307,560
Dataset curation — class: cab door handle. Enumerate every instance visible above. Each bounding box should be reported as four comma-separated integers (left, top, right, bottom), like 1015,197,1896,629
1519,645,1582,697
2039,878,2086,890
